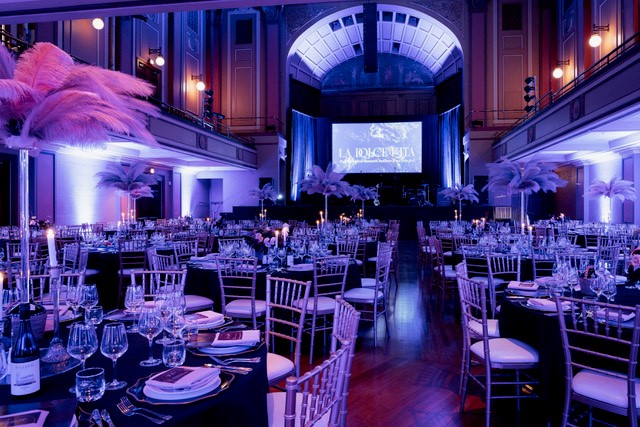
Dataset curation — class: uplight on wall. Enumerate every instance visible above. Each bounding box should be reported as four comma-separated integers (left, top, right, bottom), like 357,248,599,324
552,59,570,79
191,74,205,91
92,18,104,30
148,48,165,67
589,24,609,48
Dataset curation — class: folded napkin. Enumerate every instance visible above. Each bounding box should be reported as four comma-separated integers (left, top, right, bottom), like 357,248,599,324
594,309,635,322
526,298,569,310
186,310,224,325
212,329,260,347
146,366,220,391
507,281,539,291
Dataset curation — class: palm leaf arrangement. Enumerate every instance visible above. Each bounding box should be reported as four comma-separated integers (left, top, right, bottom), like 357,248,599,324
300,162,351,220
349,185,378,217
483,157,566,231
586,177,636,223
439,183,479,220
0,41,159,305
248,183,277,217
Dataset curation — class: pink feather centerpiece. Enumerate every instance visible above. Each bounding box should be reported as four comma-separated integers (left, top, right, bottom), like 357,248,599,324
248,183,277,219
439,183,479,221
586,177,636,223
300,162,351,221
0,42,159,314
483,157,566,232
350,185,378,218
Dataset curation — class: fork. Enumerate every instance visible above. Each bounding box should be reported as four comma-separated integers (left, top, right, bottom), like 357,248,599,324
120,396,173,420
116,401,164,424
209,355,261,365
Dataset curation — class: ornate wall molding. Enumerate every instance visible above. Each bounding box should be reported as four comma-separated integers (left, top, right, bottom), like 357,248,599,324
410,0,464,35
285,4,339,45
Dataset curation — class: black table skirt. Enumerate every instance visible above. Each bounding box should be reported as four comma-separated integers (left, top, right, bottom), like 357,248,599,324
0,322,269,427
186,261,362,313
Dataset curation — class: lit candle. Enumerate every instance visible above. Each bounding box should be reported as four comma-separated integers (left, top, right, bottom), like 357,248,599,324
275,230,279,249
121,212,125,222
528,226,533,239
131,209,134,220
316,220,320,230
47,228,58,267
117,220,121,231
560,213,565,221
320,211,323,222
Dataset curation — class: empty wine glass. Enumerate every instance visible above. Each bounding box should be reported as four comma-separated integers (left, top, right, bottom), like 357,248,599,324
601,274,617,304
124,285,144,333
137,306,163,367
2,288,21,313
80,284,99,323
567,267,579,296
100,322,128,390
65,284,80,318
154,293,173,345
164,310,186,340
67,322,98,392
590,276,605,302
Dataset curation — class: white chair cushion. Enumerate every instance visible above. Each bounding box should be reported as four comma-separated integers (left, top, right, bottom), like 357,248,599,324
267,352,294,383
573,369,640,409
84,268,100,277
443,251,453,257
470,338,538,364
367,256,378,263
488,277,505,287
469,319,500,338
225,299,267,316
185,294,213,312
120,267,144,275
267,392,331,427
294,296,336,315
343,287,383,303
443,269,457,279
360,278,376,288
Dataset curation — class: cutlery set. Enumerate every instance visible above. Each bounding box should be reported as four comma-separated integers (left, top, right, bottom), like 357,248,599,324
115,396,173,424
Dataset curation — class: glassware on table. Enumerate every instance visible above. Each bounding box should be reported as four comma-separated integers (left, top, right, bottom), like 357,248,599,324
567,267,579,296
87,306,103,326
100,322,128,390
75,367,105,402
164,311,186,340
67,322,99,392
79,284,99,323
65,283,80,319
124,285,144,333
601,274,617,304
183,317,198,343
154,294,173,345
162,339,186,368
137,306,163,367
0,345,7,380
589,276,605,302
2,288,21,314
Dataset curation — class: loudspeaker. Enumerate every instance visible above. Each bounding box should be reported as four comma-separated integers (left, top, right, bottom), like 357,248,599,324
363,3,377,73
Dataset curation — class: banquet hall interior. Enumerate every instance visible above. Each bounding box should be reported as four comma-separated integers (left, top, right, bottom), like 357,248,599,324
1,0,640,426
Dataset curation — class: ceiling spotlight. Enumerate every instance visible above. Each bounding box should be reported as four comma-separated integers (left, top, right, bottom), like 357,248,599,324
148,48,165,67
589,24,609,48
92,18,105,30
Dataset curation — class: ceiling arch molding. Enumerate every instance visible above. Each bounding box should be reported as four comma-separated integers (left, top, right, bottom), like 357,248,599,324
286,3,463,90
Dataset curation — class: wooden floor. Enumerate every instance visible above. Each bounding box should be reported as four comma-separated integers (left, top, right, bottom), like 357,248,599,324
296,241,550,427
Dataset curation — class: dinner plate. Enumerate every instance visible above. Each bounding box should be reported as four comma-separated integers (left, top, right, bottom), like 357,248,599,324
144,375,221,401
288,263,313,272
196,317,229,330
198,343,258,355
521,300,570,312
127,371,234,405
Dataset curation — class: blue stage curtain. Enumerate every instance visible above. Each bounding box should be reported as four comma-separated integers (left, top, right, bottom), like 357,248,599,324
438,105,462,187
291,109,316,201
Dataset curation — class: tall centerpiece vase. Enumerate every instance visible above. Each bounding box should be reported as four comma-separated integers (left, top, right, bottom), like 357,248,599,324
520,192,526,234
42,265,70,362
458,199,463,222
361,199,365,219
608,197,613,224
324,195,329,224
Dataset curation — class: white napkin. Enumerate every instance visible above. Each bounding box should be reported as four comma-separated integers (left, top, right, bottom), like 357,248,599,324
507,281,539,291
594,309,635,322
526,298,569,310
186,310,224,325
212,329,260,347
146,366,220,391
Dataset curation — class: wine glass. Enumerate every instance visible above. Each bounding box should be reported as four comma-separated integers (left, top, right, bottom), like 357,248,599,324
590,277,605,302
567,267,579,296
67,322,98,392
154,293,173,345
164,310,186,340
137,306,163,367
100,322,128,390
124,285,144,333
277,247,287,269
65,284,80,318
79,284,99,323
601,274,617,304
2,288,21,313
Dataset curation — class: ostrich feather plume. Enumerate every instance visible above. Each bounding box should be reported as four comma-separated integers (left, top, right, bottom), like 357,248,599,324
247,183,277,201
483,156,567,196
350,185,378,202
586,177,636,202
300,162,351,198
439,183,479,203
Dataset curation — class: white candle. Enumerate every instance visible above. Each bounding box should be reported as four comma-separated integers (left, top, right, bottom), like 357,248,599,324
316,220,320,230
121,212,125,222
47,228,58,267
275,231,279,249
528,226,533,239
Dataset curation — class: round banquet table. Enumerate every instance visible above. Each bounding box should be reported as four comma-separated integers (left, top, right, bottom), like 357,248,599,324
0,321,269,427
185,259,362,313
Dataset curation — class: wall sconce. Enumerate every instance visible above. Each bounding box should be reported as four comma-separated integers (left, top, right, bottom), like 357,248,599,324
589,24,609,48
92,18,105,30
552,59,570,79
191,74,205,91
148,48,165,67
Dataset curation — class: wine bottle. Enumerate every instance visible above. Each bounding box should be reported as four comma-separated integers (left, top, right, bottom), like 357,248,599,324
10,303,40,396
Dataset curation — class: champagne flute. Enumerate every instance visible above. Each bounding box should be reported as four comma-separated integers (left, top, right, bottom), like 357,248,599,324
100,322,128,390
79,284,99,324
124,285,144,333
67,323,98,392
137,306,163,366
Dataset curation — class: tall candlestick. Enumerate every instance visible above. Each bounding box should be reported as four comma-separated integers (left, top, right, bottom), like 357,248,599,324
316,220,320,230
528,226,533,240
46,228,58,267
275,231,279,249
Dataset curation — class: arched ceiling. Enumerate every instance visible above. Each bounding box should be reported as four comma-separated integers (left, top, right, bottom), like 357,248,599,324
288,4,463,89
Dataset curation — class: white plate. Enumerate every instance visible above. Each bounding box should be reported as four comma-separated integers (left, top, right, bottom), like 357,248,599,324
198,344,257,355
523,300,570,312
144,375,221,401
196,317,226,330
615,275,627,284
288,264,313,272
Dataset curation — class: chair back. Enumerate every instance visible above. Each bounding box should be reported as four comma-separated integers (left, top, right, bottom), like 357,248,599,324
118,238,147,270
312,256,349,301
284,339,352,427
370,243,393,294
173,239,198,267
61,243,81,273
265,275,311,377
216,257,258,315
148,248,179,271
461,245,489,280
556,250,592,270
336,235,359,260
530,247,555,278
596,244,621,274
131,270,187,301
456,274,490,344
556,296,640,419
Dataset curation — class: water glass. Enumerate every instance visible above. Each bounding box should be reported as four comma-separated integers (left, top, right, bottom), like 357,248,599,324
162,339,186,368
87,306,103,325
183,317,198,343
80,284,99,321
124,285,144,333
0,345,7,381
75,367,105,402
137,307,163,367
100,322,128,390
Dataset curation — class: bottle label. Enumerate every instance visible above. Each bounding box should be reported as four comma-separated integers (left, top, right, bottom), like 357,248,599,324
10,359,40,395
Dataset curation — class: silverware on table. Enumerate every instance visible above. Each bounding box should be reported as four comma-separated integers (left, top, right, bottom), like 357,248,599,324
91,409,104,427
116,401,164,424
203,363,252,374
120,396,173,421
100,409,115,427
209,355,261,365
